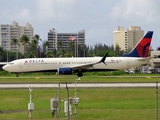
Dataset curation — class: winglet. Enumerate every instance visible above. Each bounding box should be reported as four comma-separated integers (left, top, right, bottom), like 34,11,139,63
99,52,108,65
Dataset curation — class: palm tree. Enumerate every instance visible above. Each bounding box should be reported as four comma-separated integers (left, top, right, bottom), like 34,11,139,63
0,46,4,61
43,41,49,57
20,35,30,55
114,44,121,56
57,40,63,56
81,44,86,57
33,34,42,57
87,46,94,57
57,40,62,50
45,51,53,58
68,41,75,57
43,41,49,52
60,49,65,57
11,38,20,59
30,39,37,57
53,48,57,57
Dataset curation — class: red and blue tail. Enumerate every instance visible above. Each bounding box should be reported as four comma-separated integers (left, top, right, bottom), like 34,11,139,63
121,31,153,57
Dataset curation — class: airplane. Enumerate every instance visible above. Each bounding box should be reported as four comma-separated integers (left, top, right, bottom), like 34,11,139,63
2,31,153,77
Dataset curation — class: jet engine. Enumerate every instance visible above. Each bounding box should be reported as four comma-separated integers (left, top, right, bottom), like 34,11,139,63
57,68,72,75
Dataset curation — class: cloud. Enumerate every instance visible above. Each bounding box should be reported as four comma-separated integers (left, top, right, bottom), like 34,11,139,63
0,0,159,49
0,1,33,24
87,28,112,46
110,0,160,25
17,9,30,20
34,0,76,22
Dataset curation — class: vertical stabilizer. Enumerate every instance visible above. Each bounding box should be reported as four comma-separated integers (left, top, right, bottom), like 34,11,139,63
121,31,153,57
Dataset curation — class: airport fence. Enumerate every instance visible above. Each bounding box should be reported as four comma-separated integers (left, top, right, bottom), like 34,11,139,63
0,82,160,120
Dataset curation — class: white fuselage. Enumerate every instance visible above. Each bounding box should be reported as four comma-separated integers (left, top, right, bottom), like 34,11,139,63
3,57,149,73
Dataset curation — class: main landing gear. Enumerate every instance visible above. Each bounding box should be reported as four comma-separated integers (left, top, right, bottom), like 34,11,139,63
77,71,83,77
16,73,19,77
12,72,19,77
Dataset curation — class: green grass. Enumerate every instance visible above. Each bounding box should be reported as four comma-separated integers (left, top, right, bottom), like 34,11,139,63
0,74,160,83
0,73,160,119
0,70,160,82
0,88,160,119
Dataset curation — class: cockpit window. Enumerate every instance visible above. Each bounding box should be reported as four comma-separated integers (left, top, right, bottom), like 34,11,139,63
9,62,14,65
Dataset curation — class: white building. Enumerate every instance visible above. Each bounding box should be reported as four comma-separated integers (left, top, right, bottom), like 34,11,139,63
150,51,160,70
48,29,85,57
0,21,34,53
113,26,144,52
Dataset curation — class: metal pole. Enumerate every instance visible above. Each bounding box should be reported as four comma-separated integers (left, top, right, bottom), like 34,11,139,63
58,83,60,118
65,83,70,120
74,79,77,115
156,81,158,120
75,79,77,98
74,41,76,57
29,86,32,119
77,36,78,57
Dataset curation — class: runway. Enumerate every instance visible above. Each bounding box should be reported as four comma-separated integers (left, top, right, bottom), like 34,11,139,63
0,82,159,89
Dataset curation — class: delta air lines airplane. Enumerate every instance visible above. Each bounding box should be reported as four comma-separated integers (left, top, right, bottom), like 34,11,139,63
3,31,153,77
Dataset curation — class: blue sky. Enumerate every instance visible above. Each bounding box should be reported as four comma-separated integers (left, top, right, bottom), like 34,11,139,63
0,0,160,50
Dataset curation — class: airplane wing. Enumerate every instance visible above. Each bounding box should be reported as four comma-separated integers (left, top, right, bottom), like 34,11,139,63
71,52,108,70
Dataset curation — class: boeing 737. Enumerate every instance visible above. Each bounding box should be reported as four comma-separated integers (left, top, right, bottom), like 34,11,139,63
2,31,153,77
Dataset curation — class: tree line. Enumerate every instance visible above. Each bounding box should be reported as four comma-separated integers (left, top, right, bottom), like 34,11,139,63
0,34,130,62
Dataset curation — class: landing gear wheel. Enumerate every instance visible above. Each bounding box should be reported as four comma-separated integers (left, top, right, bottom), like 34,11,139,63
16,73,19,77
77,72,83,77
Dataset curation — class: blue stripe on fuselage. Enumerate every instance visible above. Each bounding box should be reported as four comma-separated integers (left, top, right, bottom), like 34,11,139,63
121,49,139,57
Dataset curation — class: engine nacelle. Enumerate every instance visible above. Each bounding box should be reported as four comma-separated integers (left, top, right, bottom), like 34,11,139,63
57,68,72,75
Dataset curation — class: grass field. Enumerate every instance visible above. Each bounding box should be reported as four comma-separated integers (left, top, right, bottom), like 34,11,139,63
0,73,160,83
0,74,160,119
0,88,160,120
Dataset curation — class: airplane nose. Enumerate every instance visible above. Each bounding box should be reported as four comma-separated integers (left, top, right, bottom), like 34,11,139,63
2,65,9,71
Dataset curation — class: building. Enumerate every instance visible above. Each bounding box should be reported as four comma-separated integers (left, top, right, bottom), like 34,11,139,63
150,51,160,71
113,26,144,52
48,29,85,57
0,21,34,54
